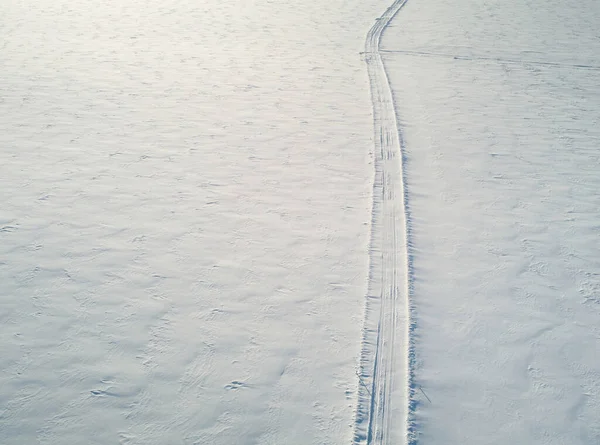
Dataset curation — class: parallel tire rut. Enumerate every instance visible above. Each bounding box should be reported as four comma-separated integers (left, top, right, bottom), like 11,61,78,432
353,1,413,444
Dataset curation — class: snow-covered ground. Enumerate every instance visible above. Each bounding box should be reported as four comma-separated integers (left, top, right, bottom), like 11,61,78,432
1,0,386,443
382,0,600,443
2,0,600,443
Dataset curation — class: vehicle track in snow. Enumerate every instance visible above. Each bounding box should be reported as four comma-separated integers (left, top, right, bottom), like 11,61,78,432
353,1,414,444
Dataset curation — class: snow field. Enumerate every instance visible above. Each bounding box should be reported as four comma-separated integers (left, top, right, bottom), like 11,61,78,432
1,0,390,443
382,0,600,442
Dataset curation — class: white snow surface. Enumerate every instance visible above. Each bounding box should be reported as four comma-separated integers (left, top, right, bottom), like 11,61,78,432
2,0,600,444
382,0,600,443
1,0,387,443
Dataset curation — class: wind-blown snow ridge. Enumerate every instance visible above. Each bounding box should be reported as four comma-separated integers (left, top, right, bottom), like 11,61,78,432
353,1,415,444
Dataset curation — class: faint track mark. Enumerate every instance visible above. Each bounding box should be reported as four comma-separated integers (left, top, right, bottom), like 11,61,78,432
379,49,600,70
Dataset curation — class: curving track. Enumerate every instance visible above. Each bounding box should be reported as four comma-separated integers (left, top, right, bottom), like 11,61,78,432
353,1,414,444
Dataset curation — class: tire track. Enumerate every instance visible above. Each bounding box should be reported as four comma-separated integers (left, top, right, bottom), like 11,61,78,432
353,1,413,444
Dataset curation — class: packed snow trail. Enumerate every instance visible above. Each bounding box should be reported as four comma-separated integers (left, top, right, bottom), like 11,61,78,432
354,1,413,444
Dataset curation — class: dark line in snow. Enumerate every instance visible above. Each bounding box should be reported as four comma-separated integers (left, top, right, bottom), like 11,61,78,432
379,49,600,70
